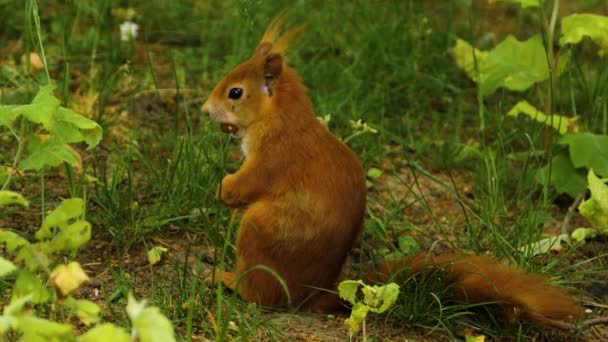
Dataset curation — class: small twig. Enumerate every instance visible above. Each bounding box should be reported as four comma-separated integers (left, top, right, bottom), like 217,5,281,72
561,192,586,236
581,300,608,310
579,317,608,329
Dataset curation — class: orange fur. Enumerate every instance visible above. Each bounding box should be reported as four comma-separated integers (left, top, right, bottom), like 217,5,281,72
201,14,584,326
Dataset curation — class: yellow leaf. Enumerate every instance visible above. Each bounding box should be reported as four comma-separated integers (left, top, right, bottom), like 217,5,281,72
507,100,579,134
147,246,168,266
50,262,90,296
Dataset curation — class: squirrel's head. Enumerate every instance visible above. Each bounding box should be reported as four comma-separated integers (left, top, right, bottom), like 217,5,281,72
202,12,305,138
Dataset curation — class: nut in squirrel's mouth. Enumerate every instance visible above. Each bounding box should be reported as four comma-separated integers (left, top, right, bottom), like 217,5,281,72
220,123,239,134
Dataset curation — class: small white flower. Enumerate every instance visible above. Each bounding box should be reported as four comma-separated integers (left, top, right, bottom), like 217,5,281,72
349,119,378,134
317,114,332,128
120,21,138,42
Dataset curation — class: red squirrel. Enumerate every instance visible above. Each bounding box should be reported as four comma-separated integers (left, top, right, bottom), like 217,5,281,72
201,13,584,327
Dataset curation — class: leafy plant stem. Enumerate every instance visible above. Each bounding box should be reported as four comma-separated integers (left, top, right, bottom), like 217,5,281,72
41,168,46,220
30,0,51,83
1,120,27,191
547,0,559,70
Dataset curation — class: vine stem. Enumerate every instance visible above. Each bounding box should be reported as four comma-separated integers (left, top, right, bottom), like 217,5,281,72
31,0,51,83
1,122,27,191
547,0,559,70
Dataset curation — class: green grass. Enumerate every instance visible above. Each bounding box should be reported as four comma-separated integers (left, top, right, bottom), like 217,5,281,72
2,0,608,340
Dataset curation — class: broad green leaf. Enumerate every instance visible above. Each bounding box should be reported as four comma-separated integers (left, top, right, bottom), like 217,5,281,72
482,35,550,94
507,100,579,134
465,334,487,342
0,257,16,277
0,295,33,334
15,244,51,272
147,246,168,266
54,107,102,149
344,302,370,336
0,105,20,127
519,234,568,256
3,295,32,316
536,153,587,197
79,323,130,342
578,169,608,228
367,168,383,179
361,283,400,313
17,316,73,339
452,35,553,96
48,220,91,252
489,0,540,8
398,236,420,255
19,135,80,171
559,133,608,176
0,191,29,207
36,198,84,240
571,227,601,243
17,332,47,342
16,84,60,130
338,279,364,305
560,14,608,57
12,270,50,304
50,262,90,296
127,294,176,342
450,38,489,84
63,297,101,326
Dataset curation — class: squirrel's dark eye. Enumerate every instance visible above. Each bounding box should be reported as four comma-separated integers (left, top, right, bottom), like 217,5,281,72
228,87,243,100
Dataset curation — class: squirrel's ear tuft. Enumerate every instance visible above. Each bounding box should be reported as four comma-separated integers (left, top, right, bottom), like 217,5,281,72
254,11,306,56
259,10,289,46
272,24,306,55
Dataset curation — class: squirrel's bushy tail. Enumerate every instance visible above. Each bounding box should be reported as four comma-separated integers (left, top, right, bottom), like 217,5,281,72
371,253,584,327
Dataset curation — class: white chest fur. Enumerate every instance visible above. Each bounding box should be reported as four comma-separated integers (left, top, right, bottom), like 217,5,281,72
240,134,249,157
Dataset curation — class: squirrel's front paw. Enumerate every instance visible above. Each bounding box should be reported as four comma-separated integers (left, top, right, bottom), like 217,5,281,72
216,175,242,207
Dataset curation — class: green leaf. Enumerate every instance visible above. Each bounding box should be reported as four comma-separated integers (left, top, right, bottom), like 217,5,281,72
450,38,489,85
12,270,50,304
519,234,569,256
54,107,102,149
536,152,587,197
16,84,60,130
16,316,73,339
338,280,364,305
0,105,21,128
147,246,168,266
49,220,91,252
344,302,370,336
0,191,30,207
507,100,579,134
488,0,540,8
367,168,383,179
560,14,608,57
15,244,51,272
361,283,400,313
79,323,130,342
1,295,32,334
0,257,17,277
451,35,553,96
571,228,600,243
63,297,101,326
398,236,420,255
36,198,84,240
559,133,608,176
127,293,176,342
19,135,80,171
578,169,608,228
